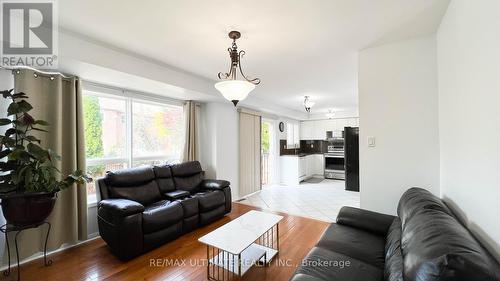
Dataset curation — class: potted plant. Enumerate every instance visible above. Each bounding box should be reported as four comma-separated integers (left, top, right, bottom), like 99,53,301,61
0,89,91,226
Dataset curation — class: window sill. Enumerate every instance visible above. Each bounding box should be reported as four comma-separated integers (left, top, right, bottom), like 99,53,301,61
87,194,97,208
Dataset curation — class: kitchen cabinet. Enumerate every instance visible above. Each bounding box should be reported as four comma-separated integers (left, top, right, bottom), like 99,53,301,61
300,118,359,140
299,157,306,178
313,154,324,175
280,154,325,185
286,122,300,148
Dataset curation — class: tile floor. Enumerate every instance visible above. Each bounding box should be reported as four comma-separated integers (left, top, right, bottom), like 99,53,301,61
238,178,360,222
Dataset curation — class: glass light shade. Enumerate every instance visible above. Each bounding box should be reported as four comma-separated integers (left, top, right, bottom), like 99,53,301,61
215,80,255,104
304,99,315,109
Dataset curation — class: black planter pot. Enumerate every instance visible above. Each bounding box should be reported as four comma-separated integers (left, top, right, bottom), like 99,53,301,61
0,191,58,226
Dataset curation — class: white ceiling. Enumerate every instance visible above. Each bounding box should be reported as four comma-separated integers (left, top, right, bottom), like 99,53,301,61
58,0,450,114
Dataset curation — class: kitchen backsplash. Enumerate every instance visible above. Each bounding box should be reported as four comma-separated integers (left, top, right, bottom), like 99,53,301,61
280,140,327,155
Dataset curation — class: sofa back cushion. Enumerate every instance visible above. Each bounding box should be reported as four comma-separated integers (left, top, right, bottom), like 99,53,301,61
104,166,162,206
170,161,204,193
397,188,500,281
397,187,453,226
384,218,403,281
153,165,176,193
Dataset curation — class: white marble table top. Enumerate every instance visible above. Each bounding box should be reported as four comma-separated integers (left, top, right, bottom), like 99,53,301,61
198,210,283,255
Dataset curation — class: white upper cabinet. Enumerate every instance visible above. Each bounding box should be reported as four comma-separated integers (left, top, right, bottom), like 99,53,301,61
300,121,315,140
299,118,359,140
286,121,301,148
314,120,327,139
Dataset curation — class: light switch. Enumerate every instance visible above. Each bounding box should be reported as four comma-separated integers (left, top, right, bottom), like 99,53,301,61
368,136,376,147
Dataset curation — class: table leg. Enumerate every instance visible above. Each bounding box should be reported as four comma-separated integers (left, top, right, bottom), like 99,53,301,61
15,231,21,281
3,232,10,277
277,223,280,252
43,222,53,266
238,253,241,280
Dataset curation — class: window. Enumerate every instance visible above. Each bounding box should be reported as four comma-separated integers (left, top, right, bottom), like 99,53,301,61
132,101,184,166
82,89,184,203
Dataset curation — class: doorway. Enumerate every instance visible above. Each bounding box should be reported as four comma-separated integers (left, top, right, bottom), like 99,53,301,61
261,119,275,186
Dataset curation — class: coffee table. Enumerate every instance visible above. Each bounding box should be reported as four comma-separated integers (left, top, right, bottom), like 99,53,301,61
198,210,283,280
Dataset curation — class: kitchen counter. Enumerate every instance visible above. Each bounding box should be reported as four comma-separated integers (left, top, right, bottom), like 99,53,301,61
280,152,324,157
280,153,324,185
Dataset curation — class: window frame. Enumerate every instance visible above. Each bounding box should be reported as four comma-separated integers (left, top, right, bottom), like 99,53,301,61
83,84,185,205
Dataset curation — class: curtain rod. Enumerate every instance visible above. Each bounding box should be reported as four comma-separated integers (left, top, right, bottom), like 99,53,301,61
0,65,77,80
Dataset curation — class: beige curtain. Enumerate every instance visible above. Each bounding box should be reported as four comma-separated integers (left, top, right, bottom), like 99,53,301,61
9,69,87,262
182,101,199,162
239,109,261,197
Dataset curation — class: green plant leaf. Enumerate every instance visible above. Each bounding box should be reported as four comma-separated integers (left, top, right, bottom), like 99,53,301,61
1,137,15,147
27,143,49,161
0,89,13,98
0,161,17,171
11,92,28,99
0,173,12,182
24,135,41,143
0,182,17,193
5,128,24,137
20,113,35,125
0,148,12,159
47,149,61,161
31,127,49,133
8,148,30,161
34,120,50,126
0,118,11,126
16,100,33,113
7,102,20,115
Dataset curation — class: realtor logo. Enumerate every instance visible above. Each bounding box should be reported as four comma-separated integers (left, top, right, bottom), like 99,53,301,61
1,0,58,68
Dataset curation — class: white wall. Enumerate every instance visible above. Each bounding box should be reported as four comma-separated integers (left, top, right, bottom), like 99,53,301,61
199,102,240,199
437,0,500,260
358,36,440,215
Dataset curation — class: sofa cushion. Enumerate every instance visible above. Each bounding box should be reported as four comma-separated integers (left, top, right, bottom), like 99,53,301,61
104,166,162,206
107,181,162,206
153,165,176,193
399,189,500,281
193,190,225,212
397,187,453,226
164,190,190,200
292,247,383,281
170,161,204,192
177,197,198,218
105,166,155,186
142,200,183,234
316,223,386,268
384,218,403,281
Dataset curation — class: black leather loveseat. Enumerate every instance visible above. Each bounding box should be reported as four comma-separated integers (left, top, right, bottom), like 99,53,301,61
291,187,500,281
96,161,232,260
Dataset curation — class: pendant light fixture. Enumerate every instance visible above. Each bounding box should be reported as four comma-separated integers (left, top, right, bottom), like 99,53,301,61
304,96,315,112
325,110,335,119
215,31,260,106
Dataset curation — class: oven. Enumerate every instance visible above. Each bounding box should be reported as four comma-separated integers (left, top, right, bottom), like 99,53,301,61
324,153,345,180
324,140,345,180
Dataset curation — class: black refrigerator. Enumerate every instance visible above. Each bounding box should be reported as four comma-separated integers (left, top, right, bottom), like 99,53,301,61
344,127,359,192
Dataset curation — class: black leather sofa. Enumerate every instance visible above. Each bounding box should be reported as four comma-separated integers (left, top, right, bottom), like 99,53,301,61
96,161,232,260
291,187,500,281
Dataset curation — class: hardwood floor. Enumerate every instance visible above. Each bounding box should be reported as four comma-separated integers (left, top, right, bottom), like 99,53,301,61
1,203,329,281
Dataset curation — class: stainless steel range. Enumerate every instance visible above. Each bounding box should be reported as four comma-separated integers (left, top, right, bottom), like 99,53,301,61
324,137,345,180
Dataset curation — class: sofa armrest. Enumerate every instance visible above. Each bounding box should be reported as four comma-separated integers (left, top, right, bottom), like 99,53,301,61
164,190,190,200
200,179,230,190
98,199,145,217
336,206,395,236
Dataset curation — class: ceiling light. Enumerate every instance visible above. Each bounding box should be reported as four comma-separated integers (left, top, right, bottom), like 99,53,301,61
215,31,260,106
304,96,315,112
326,110,335,119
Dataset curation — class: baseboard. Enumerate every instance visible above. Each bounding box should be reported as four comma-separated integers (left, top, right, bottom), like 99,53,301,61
0,235,101,271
